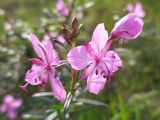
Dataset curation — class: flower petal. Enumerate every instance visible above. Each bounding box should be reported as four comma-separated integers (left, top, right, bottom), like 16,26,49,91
102,51,122,73
87,71,106,94
38,72,49,91
56,0,69,16
11,99,23,108
90,23,108,53
42,39,60,65
100,40,112,57
25,66,44,85
111,13,143,40
134,2,145,18
84,43,97,59
126,3,133,12
82,62,96,79
67,46,93,70
30,58,45,66
4,95,14,104
27,34,46,61
49,70,66,102
8,109,17,119
0,104,7,112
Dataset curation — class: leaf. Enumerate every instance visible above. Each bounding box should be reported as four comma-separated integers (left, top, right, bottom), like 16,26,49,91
63,92,73,113
84,1,95,9
53,104,63,111
22,112,45,119
52,39,66,48
32,92,53,97
45,111,58,120
76,98,108,107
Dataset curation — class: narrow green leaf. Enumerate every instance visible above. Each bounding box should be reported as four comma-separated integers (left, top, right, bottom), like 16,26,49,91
52,39,66,48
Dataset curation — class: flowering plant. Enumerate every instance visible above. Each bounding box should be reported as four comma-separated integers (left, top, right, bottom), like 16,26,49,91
0,0,147,119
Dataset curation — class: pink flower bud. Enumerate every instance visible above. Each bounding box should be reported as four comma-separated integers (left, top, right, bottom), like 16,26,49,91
111,13,143,40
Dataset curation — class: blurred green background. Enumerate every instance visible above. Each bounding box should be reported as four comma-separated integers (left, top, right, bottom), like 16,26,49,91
0,0,160,120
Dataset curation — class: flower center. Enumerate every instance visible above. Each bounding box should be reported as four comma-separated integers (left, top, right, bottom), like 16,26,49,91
95,55,102,64
45,64,52,71
95,61,113,81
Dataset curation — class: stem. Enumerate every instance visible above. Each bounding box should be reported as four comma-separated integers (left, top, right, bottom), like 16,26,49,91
64,0,77,25
120,38,125,47
62,1,78,118
58,0,77,36
71,69,78,90
70,39,78,90
71,41,75,48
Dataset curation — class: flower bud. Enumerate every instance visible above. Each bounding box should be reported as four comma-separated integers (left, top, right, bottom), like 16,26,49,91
71,18,79,38
111,13,143,40
62,27,72,45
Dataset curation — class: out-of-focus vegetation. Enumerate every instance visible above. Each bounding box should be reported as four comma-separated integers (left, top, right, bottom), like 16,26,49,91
0,0,160,120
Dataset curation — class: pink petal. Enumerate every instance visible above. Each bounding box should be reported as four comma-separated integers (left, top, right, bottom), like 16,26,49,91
84,43,97,59
57,36,65,43
102,51,122,73
42,71,49,84
56,0,64,11
49,32,57,38
42,32,56,41
134,2,145,18
42,39,60,65
87,71,106,94
38,71,49,91
67,46,93,70
8,109,17,119
30,58,45,66
49,70,66,102
55,36,66,49
43,34,50,41
126,3,133,12
82,62,96,79
100,40,112,57
27,34,46,61
56,0,69,16
0,104,7,112
11,99,23,108
25,66,44,85
90,23,108,53
4,95,14,103
111,13,143,40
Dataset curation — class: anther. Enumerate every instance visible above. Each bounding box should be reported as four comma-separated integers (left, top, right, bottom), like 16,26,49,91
96,69,98,75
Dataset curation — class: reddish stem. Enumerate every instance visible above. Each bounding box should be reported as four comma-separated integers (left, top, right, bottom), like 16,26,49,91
71,69,78,90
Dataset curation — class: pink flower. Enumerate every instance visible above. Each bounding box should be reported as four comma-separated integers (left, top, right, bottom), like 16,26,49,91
21,34,66,102
111,13,143,40
126,2,145,18
56,0,69,16
0,95,23,119
67,24,122,94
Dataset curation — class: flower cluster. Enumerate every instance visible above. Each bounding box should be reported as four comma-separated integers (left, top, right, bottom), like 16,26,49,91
21,34,66,102
22,13,143,102
0,95,23,119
